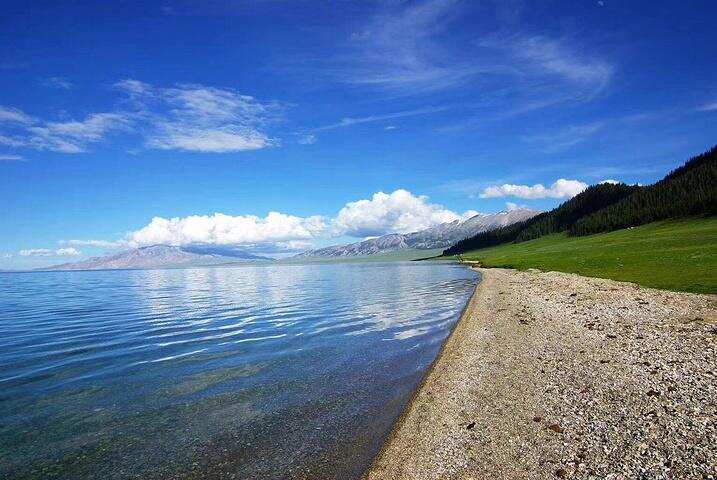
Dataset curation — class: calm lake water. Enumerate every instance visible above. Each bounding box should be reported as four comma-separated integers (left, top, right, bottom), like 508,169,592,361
0,262,478,479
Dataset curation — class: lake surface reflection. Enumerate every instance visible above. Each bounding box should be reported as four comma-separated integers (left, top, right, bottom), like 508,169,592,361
0,262,478,479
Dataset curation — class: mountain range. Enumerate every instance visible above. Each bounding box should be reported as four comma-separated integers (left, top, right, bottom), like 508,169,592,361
41,245,270,271
296,208,537,257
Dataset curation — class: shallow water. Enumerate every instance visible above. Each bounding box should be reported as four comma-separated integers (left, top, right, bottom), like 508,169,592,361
0,262,478,479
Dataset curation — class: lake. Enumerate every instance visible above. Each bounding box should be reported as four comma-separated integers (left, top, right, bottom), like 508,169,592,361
0,262,478,479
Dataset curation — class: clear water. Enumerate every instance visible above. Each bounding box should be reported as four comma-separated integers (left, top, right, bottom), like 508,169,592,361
0,262,478,479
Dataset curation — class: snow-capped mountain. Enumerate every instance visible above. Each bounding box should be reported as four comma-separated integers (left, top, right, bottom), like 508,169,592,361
296,208,538,257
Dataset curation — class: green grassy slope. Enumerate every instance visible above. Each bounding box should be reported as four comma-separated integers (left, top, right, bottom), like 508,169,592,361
454,218,717,294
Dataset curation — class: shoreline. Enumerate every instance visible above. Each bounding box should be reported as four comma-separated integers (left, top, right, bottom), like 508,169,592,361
364,267,717,479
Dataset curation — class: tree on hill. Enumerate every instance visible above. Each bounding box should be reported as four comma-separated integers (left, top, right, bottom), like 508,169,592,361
570,146,717,236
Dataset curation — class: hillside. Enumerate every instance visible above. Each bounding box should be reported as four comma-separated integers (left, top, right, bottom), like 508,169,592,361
452,218,717,293
445,145,716,256
570,146,717,235
297,208,537,257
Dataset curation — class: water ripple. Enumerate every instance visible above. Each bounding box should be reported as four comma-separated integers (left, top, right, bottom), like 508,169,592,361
0,262,477,480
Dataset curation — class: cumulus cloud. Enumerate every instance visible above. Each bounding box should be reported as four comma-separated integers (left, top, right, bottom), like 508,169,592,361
332,189,472,237
127,212,325,247
20,247,81,257
480,179,588,199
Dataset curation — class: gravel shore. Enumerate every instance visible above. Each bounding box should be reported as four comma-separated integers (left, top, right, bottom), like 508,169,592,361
365,267,717,479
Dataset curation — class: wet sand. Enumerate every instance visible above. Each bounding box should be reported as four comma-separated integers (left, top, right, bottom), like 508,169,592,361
365,267,717,479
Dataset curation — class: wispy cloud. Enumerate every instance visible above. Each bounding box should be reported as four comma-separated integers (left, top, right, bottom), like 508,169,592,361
61,239,127,249
310,106,448,132
341,0,482,93
521,122,604,152
41,76,73,90
115,80,283,152
0,80,284,155
26,113,132,153
0,106,35,124
337,0,613,111
505,35,613,101
697,101,717,112
0,105,132,153
0,154,24,161
297,134,316,145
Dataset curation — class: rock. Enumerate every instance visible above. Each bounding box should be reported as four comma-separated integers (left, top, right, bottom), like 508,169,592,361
548,424,565,434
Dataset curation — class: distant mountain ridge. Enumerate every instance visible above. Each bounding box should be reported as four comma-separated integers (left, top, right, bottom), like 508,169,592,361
296,208,538,257
42,245,270,271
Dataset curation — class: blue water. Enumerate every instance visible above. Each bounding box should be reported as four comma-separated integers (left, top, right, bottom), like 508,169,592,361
0,262,478,479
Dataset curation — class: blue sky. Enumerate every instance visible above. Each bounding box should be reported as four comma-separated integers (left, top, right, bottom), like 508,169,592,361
1,0,715,268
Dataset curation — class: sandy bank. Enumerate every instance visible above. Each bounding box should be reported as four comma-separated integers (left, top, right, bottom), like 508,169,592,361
365,268,716,479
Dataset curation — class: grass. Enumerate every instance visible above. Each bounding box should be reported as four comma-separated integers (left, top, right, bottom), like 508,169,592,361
451,217,717,294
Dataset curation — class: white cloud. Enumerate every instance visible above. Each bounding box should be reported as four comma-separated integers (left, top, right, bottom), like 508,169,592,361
0,80,282,156
510,35,613,99
297,134,316,145
480,179,589,199
56,248,81,256
19,247,81,257
1,253,12,259
0,106,34,124
116,80,281,153
148,127,270,152
127,212,325,247
384,125,397,130
599,179,620,184
0,154,23,161
26,112,132,153
311,106,448,132
0,107,131,154
339,0,613,108
521,122,604,152
61,239,127,249
332,189,471,237
343,0,481,93
42,77,73,90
